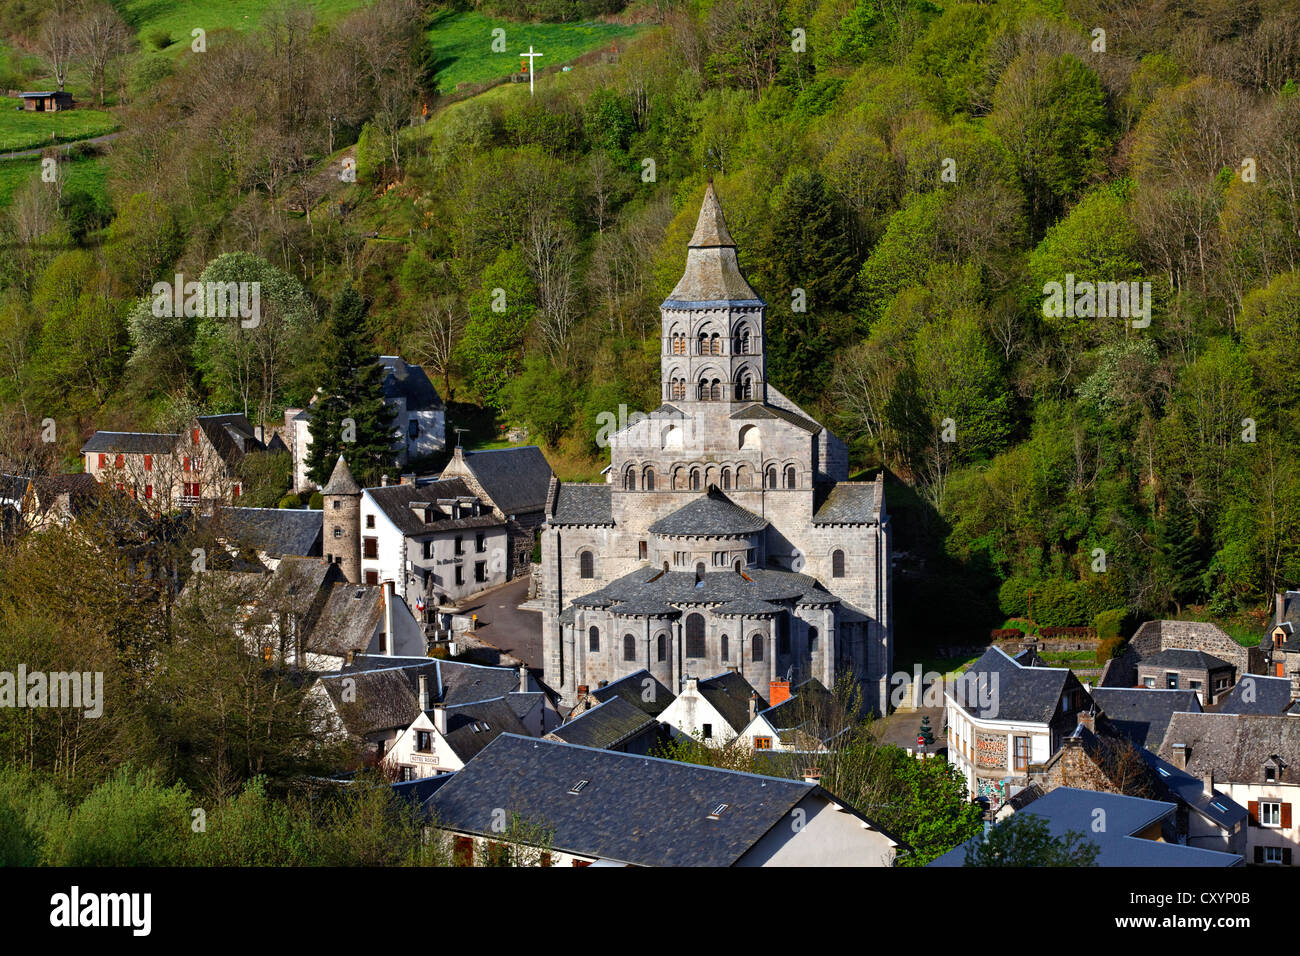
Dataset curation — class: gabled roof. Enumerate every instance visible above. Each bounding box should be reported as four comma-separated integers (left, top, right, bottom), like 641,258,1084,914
928,787,1241,867
196,414,263,466
307,583,384,658
425,735,891,866
591,669,674,718
953,646,1078,724
812,482,881,526
649,487,768,536
695,671,766,734
1088,687,1203,749
80,431,179,455
454,446,553,516
730,402,820,434
1158,712,1300,781
1214,675,1293,716
568,565,838,619
433,697,527,763
546,696,658,750
1139,749,1248,830
1139,649,1233,671
322,456,361,496
379,356,443,412
548,483,613,526
214,506,322,557
756,678,846,746
364,478,502,537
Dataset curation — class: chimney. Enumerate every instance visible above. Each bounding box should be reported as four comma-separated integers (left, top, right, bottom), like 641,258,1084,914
803,768,822,784
382,581,395,654
431,703,447,735
748,691,757,723
1278,592,1286,626
1172,743,1188,770
400,473,416,485
1077,710,1096,733
577,684,588,698
345,649,354,666
418,674,430,711
597,679,608,689
1203,770,1214,797
770,680,791,706
518,664,529,694
381,474,390,487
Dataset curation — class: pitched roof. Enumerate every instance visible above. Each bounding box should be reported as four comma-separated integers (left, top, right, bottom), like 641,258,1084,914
197,414,263,466
757,678,846,746
214,506,322,557
80,431,178,455
1088,687,1203,749
1158,712,1300,780
322,456,361,496
546,696,659,750
1215,675,1293,715
696,671,766,733
1139,749,1248,830
812,482,881,525
306,583,384,658
434,697,527,762
1139,649,1234,671
379,356,443,411
569,565,838,620
663,184,763,308
591,669,674,718
928,788,1241,867
648,487,768,536
364,478,502,537
426,735,889,866
954,646,1077,724
455,446,553,516
548,483,614,526
730,402,820,434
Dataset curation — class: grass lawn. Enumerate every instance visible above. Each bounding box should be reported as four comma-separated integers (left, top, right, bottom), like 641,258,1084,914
0,155,108,210
427,10,645,93
115,0,367,52
0,108,118,153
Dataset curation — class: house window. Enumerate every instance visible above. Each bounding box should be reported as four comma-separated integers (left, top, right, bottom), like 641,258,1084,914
363,537,378,559
115,454,124,468
1261,801,1282,827
97,454,107,469
476,532,486,552
455,566,464,587
1166,672,1179,689
657,633,667,661
639,540,648,560
720,634,729,661
1013,736,1031,771
182,457,192,472
1266,766,1277,782
453,836,474,867
1264,846,1286,864
1143,676,1155,687
579,551,594,579
333,528,343,539
475,561,486,583
623,634,636,661
409,420,419,439
365,571,379,585
191,427,200,445
400,766,413,782
183,482,201,499
144,455,152,471
454,535,464,555
333,500,341,510
686,613,705,658
366,514,375,529
417,731,431,752
588,626,600,653
832,550,845,577
144,485,153,500
754,736,772,750
703,723,713,740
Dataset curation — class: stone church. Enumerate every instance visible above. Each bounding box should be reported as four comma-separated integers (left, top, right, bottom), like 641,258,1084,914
540,184,894,712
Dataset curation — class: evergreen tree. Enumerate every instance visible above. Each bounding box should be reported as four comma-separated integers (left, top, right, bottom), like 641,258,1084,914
304,288,395,488
1157,492,1206,613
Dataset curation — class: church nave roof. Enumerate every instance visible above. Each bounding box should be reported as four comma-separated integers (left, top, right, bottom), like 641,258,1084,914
648,486,768,537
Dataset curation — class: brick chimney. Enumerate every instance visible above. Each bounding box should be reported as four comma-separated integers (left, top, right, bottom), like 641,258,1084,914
1203,770,1214,796
400,474,416,486
770,680,791,706
803,768,822,784
1077,709,1096,733
1172,742,1188,770
418,674,430,711
577,684,588,698
431,703,447,735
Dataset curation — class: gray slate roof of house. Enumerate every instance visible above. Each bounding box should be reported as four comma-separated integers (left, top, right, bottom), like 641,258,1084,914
730,402,820,434
1263,591,1300,650
215,506,322,557
546,696,658,750
379,356,443,411
425,735,877,867
591,669,674,718
1139,649,1233,671
458,446,553,516
649,487,768,536
955,646,1076,724
365,478,503,537
1158,712,1300,780
1215,675,1293,715
568,565,839,619
197,414,263,466
80,431,179,455
434,697,528,762
812,482,881,525
307,584,384,658
696,671,766,733
929,787,1241,867
759,678,845,745
1088,687,1203,749
1139,749,1248,830
549,483,614,526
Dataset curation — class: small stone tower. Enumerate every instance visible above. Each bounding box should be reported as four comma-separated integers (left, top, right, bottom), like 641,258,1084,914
322,455,362,584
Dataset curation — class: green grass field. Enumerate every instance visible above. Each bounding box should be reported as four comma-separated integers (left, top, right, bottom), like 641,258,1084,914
0,155,108,210
0,108,118,153
114,0,367,51
427,10,644,93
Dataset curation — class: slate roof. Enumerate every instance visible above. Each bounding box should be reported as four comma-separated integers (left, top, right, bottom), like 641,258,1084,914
1139,749,1248,831
1088,687,1203,749
214,506,322,557
954,646,1077,724
365,478,503,538
1158,712,1300,780
307,583,384,658
322,456,361,496
546,697,658,750
662,184,764,308
730,402,820,434
435,697,528,763
80,431,179,455
568,565,839,619
197,414,263,466
1139,649,1233,671
425,735,894,866
1215,675,1293,715
456,446,553,516
1263,591,1300,650
379,355,443,412
549,483,614,526
696,671,766,733
757,678,847,746
591,669,674,718
812,482,881,525
929,787,1241,867
649,487,768,537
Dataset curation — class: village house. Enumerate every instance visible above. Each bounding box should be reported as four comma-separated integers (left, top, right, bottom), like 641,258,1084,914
17,90,72,111
929,787,1243,867
1216,674,1296,716
945,646,1094,810
287,355,447,494
1262,591,1300,695
737,677,849,753
564,669,675,722
1,472,103,532
1158,712,1300,865
1102,619,1262,690
385,693,529,781
1135,649,1235,705
424,734,904,866
440,444,554,577
658,670,767,746
546,696,665,754
1087,686,1202,750
208,505,323,570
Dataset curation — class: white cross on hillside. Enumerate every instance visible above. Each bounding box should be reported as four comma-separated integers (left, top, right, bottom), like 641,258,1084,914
519,45,543,96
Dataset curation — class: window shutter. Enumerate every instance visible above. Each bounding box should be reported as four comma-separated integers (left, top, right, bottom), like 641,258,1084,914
1285,848,1294,866
1249,800,1260,826
1255,846,1265,864
1283,803,1293,829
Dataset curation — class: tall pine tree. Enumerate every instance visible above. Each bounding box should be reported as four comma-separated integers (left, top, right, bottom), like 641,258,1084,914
304,288,396,488
1157,492,1206,613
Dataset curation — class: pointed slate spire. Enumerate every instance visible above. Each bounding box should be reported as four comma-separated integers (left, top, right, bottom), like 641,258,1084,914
688,181,736,248
322,454,361,496
665,184,761,305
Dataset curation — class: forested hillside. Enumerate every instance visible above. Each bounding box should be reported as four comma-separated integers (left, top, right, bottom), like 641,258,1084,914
2,0,1300,646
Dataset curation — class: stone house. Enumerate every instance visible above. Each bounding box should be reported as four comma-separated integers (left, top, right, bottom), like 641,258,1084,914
657,670,767,746
439,444,554,578
1136,649,1235,705
1102,620,1262,689
1262,591,1300,695
546,695,665,754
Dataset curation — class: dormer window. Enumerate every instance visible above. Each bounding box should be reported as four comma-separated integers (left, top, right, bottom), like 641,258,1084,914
1267,766,1277,782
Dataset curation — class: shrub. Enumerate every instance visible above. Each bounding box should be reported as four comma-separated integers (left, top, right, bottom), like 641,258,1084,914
146,28,173,50
990,628,1022,640
308,492,323,510
277,493,300,509
1096,636,1125,664
1094,607,1130,640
